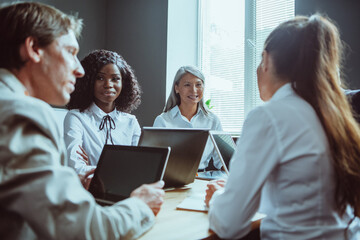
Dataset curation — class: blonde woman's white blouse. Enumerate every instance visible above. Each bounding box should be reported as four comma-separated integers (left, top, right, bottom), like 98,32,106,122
153,105,223,170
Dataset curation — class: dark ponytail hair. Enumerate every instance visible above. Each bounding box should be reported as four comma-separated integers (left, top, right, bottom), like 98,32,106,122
265,14,360,217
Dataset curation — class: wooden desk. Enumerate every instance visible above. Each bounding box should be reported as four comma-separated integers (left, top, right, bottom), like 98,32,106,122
139,179,211,240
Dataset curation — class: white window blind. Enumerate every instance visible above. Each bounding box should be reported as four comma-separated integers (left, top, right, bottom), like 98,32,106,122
199,0,294,133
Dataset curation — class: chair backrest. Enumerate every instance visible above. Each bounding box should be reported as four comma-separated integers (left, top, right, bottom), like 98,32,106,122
53,107,69,137
345,90,360,123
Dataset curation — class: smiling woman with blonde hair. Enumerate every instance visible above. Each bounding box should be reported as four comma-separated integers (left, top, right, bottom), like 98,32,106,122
153,65,223,171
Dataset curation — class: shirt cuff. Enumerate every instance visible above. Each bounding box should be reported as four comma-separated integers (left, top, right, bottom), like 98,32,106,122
209,188,225,207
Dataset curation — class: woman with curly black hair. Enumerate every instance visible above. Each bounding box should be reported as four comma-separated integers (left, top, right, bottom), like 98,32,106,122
64,49,142,174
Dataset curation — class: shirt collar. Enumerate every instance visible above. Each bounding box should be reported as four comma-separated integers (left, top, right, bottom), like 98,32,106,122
169,105,181,118
89,102,118,119
197,105,204,115
0,68,28,96
270,83,294,102
169,104,204,118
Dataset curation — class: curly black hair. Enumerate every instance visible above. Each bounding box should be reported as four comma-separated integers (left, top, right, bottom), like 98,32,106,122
66,49,142,113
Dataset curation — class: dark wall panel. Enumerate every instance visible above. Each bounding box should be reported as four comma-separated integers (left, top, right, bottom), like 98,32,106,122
296,0,360,89
3,0,107,59
3,0,167,126
106,0,168,127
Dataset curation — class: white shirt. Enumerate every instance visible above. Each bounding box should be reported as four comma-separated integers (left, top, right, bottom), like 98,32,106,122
0,68,154,240
153,105,223,169
64,102,141,175
208,83,360,239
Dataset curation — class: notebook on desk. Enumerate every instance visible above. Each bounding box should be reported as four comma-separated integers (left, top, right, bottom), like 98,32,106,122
88,145,170,206
138,127,209,188
177,193,266,222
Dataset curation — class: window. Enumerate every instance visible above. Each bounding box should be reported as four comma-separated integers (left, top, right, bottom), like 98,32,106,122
199,0,294,133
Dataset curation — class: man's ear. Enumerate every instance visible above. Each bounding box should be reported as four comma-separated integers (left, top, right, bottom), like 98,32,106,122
19,36,43,63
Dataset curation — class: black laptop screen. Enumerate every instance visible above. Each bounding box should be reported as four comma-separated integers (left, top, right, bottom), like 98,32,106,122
138,127,209,187
89,145,169,203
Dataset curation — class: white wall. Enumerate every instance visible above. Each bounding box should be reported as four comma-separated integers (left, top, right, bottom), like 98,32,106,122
166,0,199,99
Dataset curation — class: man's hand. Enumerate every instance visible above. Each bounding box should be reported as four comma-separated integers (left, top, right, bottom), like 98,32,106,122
130,181,165,216
205,179,226,207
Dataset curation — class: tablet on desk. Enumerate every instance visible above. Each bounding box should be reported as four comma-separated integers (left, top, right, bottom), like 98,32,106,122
209,130,237,174
196,170,228,181
195,131,237,181
88,145,170,206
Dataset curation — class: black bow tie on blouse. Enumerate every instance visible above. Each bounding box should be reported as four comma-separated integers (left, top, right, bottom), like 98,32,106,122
99,115,116,145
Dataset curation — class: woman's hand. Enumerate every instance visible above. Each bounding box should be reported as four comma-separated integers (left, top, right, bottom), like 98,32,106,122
76,145,89,165
205,179,226,207
79,168,96,190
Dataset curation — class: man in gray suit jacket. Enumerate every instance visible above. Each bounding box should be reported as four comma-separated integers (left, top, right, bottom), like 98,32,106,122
0,2,164,239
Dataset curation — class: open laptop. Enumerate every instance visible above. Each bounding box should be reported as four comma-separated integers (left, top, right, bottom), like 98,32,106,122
88,145,170,206
138,127,209,188
209,131,237,174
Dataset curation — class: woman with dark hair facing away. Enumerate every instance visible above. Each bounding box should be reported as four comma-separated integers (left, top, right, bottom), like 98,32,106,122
153,65,223,171
205,14,360,239
64,50,142,175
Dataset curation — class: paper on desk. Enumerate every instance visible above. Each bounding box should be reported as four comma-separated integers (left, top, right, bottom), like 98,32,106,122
177,194,267,222
176,193,208,212
251,212,266,221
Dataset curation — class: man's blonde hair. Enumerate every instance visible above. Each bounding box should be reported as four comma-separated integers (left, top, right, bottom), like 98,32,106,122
0,2,83,69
